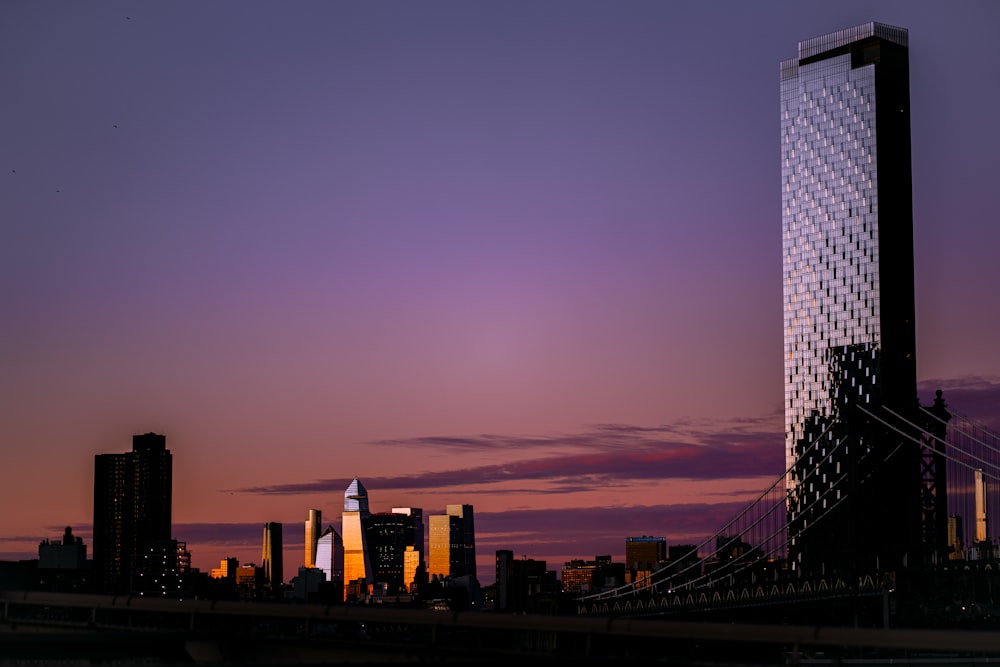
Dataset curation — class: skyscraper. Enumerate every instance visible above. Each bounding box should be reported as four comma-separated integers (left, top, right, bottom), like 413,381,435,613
93,433,172,593
428,504,476,581
342,478,372,599
781,23,920,577
392,507,424,592
364,508,424,594
304,509,321,569
315,525,343,583
261,522,283,592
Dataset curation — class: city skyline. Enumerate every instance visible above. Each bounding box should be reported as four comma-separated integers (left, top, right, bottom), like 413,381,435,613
3,1,1000,582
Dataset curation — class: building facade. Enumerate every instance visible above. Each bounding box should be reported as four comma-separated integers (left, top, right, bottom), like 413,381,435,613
428,504,476,581
781,23,921,577
428,514,462,580
625,536,666,572
391,507,424,591
92,433,172,593
364,508,423,594
261,522,283,593
342,478,372,599
315,525,343,584
447,504,476,579
305,509,321,569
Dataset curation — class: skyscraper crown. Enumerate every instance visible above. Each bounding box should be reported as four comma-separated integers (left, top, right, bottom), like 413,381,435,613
344,478,369,513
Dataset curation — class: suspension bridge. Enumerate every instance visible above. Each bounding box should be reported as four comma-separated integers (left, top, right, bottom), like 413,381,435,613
577,395,1000,626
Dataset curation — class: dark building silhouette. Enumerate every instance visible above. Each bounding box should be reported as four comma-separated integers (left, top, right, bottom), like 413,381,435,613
364,510,422,594
37,526,91,593
561,555,625,594
92,432,172,593
495,550,557,613
131,539,191,597
781,23,922,578
39,526,87,570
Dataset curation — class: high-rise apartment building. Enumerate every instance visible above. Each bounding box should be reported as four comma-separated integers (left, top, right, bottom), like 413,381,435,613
93,433,172,593
342,478,372,599
304,509,321,569
261,522,283,592
781,23,921,577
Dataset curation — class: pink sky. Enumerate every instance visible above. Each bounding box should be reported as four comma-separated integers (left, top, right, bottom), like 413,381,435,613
2,1,999,584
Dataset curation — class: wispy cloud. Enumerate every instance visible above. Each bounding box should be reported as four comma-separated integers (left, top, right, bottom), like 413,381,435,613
919,376,1000,432
233,439,782,496
230,413,784,497
171,522,304,548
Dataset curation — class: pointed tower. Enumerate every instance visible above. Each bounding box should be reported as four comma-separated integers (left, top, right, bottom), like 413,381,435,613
342,478,372,600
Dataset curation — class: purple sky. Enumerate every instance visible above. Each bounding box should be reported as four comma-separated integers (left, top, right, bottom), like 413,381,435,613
2,1,999,584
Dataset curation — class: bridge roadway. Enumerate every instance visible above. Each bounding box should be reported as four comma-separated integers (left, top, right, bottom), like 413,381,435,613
4,591,1000,664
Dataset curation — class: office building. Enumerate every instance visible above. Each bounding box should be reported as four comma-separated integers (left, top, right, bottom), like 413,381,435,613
446,505,476,579
305,509,321,569
561,555,625,594
342,478,372,599
781,23,921,577
365,508,423,594
261,522,283,592
428,504,476,581
625,536,666,572
93,433,172,593
428,514,461,579
403,546,421,593
315,525,343,583
429,504,477,581
393,507,424,591
210,557,239,580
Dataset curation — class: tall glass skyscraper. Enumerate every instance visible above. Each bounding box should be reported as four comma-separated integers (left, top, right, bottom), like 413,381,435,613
342,478,372,599
781,23,921,577
428,504,476,581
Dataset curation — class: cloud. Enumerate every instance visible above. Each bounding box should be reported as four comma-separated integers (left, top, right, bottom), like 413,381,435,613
231,413,784,497
168,523,305,549
918,376,1000,432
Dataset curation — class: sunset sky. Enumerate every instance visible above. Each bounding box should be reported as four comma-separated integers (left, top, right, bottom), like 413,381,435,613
2,1,999,584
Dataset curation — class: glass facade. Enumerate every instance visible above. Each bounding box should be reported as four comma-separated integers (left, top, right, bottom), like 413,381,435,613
315,525,343,583
304,509,321,569
341,478,372,599
781,23,920,576
261,522,282,591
